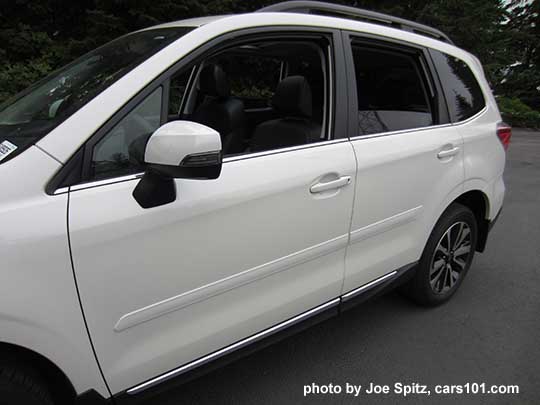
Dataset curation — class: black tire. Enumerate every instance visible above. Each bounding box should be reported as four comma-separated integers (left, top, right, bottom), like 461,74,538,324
405,203,478,306
0,360,54,405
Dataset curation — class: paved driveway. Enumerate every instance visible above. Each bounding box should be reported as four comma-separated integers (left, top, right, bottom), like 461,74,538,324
146,129,540,404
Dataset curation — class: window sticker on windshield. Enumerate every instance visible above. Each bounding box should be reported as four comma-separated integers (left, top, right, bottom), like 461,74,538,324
0,140,18,162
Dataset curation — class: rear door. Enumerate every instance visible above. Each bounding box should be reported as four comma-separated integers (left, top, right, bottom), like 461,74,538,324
67,28,356,395
342,33,465,292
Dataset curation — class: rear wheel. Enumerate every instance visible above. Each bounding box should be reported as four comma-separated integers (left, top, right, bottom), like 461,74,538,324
0,361,54,405
405,203,477,306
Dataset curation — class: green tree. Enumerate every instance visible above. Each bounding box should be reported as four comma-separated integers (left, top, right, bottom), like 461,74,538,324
498,0,540,109
0,0,538,116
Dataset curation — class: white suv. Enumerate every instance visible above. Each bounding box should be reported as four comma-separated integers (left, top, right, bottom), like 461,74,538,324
0,2,509,404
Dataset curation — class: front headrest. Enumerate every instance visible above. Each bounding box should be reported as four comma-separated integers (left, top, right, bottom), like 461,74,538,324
199,64,230,98
272,76,312,118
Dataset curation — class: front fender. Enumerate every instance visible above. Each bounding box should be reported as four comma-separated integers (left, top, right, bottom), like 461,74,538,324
0,147,109,397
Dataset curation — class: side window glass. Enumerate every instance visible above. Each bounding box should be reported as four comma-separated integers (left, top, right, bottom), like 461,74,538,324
91,87,162,180
223,55,282,109
186,38,329,157
431,51,485,122
350,42,433,136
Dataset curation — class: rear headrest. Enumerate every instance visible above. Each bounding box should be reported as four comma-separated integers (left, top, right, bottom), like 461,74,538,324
199,64,230,98
272,76,312,118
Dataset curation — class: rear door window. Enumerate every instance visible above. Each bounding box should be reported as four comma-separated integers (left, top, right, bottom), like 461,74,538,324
430,50,485,122
349,40,434,136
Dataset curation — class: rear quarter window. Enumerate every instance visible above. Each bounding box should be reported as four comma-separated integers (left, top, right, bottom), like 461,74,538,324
431,50,485,122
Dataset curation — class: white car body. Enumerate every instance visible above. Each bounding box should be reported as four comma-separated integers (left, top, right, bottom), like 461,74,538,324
0,7,505,403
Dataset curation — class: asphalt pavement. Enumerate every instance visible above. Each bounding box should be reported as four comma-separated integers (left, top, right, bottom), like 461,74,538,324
145,129,540,405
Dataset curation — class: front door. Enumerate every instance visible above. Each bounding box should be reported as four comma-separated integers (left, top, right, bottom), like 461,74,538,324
67,30,356,395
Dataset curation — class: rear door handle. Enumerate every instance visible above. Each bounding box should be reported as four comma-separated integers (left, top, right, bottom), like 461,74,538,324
437,146,460,159
310,176,351,194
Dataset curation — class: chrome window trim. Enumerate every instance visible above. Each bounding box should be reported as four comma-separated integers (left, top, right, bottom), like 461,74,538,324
56,105,487,194
64,139,349,193
349,122,454,141
69,173,144,193
451,105,488,126
223,138,347,163
348,105,488,142
52,187,70,196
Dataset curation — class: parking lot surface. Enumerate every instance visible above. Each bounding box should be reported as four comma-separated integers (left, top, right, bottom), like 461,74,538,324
145,129,540,404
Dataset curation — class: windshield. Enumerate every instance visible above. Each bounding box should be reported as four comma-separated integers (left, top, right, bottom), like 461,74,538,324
0,27,192,164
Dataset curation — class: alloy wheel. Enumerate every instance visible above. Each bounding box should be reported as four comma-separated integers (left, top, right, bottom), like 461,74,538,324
429,221,472,294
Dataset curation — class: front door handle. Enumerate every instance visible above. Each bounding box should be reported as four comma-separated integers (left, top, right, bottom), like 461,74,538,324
310,176,351,194
437,146,460,159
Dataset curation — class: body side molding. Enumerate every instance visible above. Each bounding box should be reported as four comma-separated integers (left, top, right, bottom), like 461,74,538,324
114,234,349,332
350,205,423,244
120,262,417,399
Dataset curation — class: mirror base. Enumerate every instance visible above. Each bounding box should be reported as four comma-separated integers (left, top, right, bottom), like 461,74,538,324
133,171,176,209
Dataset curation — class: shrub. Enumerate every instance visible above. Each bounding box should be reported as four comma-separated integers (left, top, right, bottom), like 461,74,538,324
496,96,540,129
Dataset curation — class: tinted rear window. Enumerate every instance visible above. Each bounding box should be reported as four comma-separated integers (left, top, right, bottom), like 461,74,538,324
350,43,433,136
431,51,485,122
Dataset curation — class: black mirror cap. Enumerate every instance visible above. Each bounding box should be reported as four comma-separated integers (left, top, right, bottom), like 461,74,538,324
149,151,222,180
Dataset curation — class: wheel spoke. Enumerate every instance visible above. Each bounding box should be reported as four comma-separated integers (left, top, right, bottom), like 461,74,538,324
430,259,445,276
437,268,447,292
430,266,444,289
446,229,453,252
454,244,471,257
452,223,463,250
441,265,451,291
453,224,470,250
438,244,449,256
448,265,459,287
450,268,459,284
453,257,466,270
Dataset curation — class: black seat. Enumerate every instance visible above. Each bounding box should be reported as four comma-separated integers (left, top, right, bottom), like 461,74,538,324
250,76,320,153
192,64,246,155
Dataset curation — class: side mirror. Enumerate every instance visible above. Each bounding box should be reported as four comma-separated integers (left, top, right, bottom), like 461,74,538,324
133,121,222,209
145,120,222,179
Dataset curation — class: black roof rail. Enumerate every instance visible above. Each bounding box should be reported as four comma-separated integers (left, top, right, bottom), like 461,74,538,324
257,1,454,45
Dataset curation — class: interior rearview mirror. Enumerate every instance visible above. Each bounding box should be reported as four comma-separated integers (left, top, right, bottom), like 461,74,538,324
133,120,222,209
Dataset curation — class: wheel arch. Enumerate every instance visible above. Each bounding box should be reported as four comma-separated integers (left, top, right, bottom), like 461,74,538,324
453,189,490,252
0,341,77,404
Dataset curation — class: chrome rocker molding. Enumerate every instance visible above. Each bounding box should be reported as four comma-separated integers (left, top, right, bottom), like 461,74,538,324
342,270,397,301
126,298,341,395
122,262,417,398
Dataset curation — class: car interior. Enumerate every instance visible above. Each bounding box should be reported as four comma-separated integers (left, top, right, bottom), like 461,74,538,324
170,38,329,157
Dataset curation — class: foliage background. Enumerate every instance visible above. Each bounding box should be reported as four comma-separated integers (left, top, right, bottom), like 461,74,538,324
0,0,539,127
